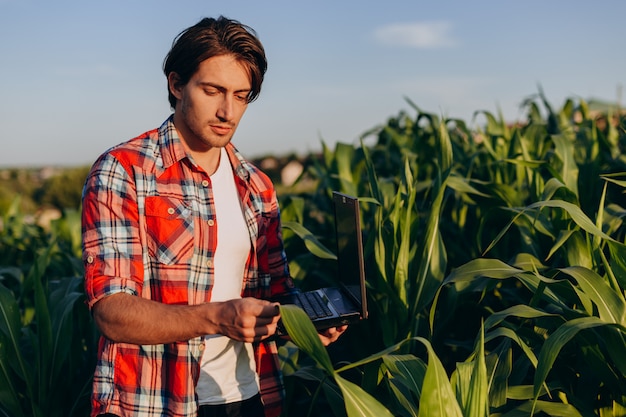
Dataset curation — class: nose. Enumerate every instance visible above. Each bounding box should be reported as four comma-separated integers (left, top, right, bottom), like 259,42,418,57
216,95,233,122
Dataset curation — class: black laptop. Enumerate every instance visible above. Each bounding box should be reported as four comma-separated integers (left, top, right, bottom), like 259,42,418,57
276,191,368,332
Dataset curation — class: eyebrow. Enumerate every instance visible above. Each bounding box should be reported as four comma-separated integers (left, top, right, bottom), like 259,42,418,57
199,81,251,94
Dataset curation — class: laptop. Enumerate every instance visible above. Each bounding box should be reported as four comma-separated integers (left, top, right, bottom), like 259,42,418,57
275,191,368,333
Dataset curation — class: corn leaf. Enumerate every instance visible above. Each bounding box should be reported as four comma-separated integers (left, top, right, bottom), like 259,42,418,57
485,327,539,368
415,337,463,417
335,374,394,417
281,221,337,260
484,304,558,331
383,354,425,417
527,200,613,241
500,399,584,417
443,258,524,284
279,304,395,417
383,354,425,397
461,325,488,417
558,266,626,326
278,304,334,373
0,283,26,417
551,133,579,196
532,317,625,408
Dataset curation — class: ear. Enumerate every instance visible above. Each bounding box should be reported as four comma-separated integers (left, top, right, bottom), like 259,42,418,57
167,72,183,100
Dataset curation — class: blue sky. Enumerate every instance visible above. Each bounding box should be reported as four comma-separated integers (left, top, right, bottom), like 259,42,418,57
1,0,624,167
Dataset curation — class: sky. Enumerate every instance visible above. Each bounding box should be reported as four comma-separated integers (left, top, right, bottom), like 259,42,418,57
0,0,624,167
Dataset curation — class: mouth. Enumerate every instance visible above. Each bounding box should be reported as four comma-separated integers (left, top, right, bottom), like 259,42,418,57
210,124,233,136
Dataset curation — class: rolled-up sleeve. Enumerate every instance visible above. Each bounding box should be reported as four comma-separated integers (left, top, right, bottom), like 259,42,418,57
267,200,294,296
82,154,144,309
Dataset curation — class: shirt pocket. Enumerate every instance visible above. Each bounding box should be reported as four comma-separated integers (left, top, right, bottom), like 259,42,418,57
145,196,194,265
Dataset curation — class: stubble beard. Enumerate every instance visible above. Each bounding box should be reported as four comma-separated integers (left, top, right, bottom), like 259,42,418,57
178,104,236,152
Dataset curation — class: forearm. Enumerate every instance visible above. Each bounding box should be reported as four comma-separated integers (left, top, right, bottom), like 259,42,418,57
93,293,216,345
93,292,280,345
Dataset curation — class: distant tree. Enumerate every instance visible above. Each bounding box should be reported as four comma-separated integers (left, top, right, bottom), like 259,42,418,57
33,166,90,211
0,169,41,214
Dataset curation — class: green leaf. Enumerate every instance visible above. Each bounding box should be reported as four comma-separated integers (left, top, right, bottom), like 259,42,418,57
30,245,54,416
484,305,558,331
486,343,512,407
49,281,85,389
470,328,489,417
485,327,539,368
527,200,613,241
551,133,579,196
335,374,394,417
361,139,383,204
607,240,626,291
500,399,584,417
446,175,490,198
532,317,625,407
415,337,463,417
383,354,425,417
394,162,415,305
279,305,395,417
0,284,27,417
382,354,425,397
443,258,524,284
454,325,488,417
282,221,337,260
437,118,453,173
278,304,334,373
558,266,626,326
411,170,448,324
388,377,419,417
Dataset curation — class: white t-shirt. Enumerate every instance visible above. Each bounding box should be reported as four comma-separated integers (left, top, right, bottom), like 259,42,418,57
196,148,258,405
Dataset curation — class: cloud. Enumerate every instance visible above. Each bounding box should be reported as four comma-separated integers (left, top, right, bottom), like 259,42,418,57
374,21,457,49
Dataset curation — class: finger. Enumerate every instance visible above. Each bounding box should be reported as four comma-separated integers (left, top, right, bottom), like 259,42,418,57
253,315,280,328
318,325,348,345
250,300,280,318
321,325,344,337
253,321,278,341
318,333,333,346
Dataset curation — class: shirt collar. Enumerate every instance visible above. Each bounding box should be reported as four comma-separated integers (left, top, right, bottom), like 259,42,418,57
157,115,251,183
158,115,188,171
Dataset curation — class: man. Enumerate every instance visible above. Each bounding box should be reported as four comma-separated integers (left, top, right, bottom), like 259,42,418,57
82,16,346,417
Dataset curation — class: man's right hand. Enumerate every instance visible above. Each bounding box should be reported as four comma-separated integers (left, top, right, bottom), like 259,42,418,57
207,298,281,342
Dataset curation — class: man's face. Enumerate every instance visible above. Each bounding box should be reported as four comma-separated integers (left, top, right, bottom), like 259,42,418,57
169,54,251,152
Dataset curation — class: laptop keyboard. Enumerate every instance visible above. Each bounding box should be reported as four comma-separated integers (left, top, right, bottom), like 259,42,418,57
294,291,333,319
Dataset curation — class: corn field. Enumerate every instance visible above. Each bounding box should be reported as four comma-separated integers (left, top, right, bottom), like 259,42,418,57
1,92,625,416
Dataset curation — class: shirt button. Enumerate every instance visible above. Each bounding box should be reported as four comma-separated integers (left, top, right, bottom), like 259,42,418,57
86,256,94,263
201,180,209,187
199,343,205,351
207,219,215,226
206,260,213,267
167,207,175,215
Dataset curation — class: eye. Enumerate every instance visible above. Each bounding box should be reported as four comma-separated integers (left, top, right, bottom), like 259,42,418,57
235,93,248,102
204,87,219,96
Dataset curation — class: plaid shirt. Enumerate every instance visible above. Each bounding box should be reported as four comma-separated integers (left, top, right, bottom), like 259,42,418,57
82,116,293,417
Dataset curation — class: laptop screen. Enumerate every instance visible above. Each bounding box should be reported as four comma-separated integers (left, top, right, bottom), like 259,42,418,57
333,192,368,318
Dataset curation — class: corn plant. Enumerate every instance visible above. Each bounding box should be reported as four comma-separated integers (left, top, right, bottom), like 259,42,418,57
279,304,491,417
279,93,626,415
0,209,96,417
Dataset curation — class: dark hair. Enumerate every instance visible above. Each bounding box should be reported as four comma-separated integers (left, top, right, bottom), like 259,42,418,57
163,16,267,108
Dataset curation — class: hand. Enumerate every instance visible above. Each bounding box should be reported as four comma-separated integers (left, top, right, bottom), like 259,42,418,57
318,325,348,346
211,298,281,343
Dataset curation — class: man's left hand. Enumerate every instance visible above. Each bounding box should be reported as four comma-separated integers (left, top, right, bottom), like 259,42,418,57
318,325,348,346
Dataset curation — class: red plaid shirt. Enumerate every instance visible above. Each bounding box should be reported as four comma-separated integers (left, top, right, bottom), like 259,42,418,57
82,116,293,417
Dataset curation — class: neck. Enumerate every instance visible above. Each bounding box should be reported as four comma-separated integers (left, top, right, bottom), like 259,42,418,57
172,114,224,175
190,147,222,176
